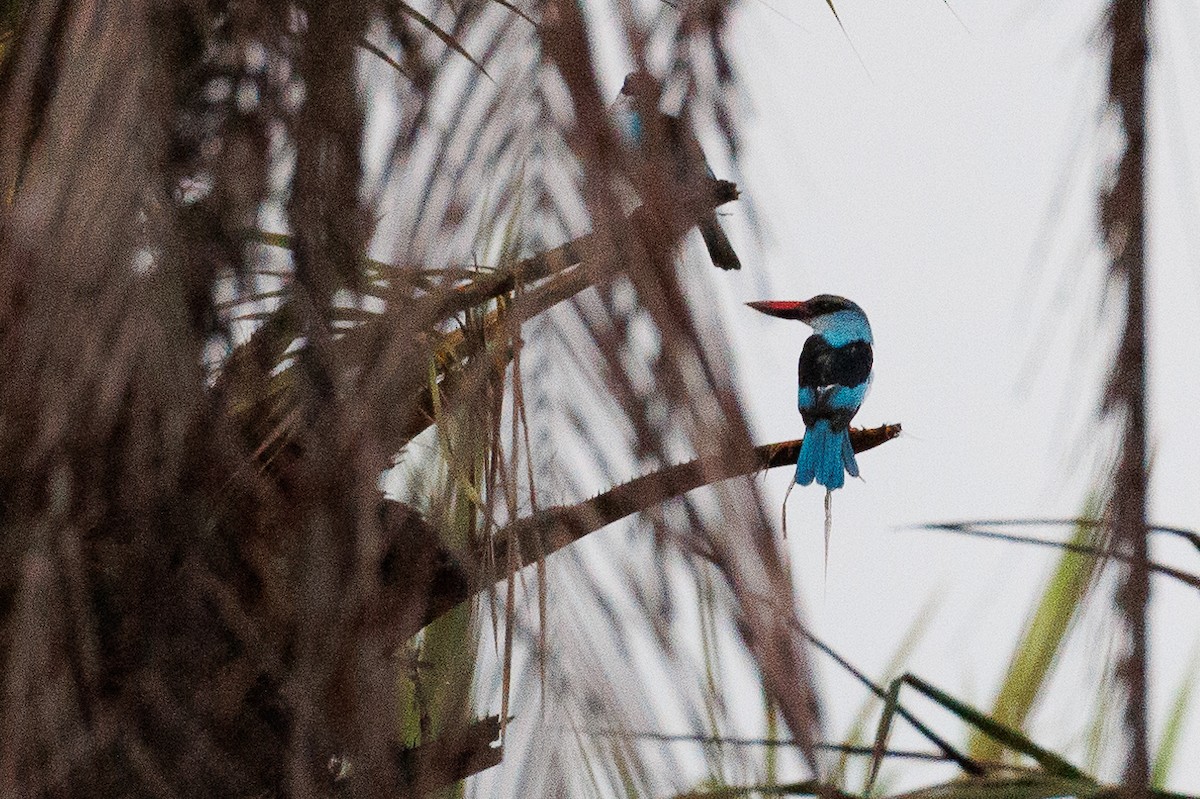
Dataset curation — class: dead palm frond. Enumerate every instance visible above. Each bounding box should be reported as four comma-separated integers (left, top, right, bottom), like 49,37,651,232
0,0,856,796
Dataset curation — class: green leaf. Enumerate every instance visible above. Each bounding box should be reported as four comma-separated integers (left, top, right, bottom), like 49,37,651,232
867,676,904,794
243,227,397,278
1151,644,1200,788
244,228,294,250
905,675,1088,780
833,593,938,791
971,497,1104,763
887,775,1104,799
675,780,854,799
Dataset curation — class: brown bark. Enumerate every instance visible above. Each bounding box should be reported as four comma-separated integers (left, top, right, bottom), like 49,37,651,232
1103,0,1151,794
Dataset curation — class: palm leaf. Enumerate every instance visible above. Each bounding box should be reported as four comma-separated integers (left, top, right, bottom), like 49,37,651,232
868,673,1089,794
1150,645,1200,788
396,2,492,79
969,496,1105,762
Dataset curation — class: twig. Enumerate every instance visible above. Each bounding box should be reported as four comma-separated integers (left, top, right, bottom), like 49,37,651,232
914,523,1200,591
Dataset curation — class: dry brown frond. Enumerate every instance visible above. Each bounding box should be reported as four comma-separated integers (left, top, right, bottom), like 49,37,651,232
0,0,842,795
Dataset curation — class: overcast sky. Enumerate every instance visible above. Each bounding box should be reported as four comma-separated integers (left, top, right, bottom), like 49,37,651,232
702,0,1200,789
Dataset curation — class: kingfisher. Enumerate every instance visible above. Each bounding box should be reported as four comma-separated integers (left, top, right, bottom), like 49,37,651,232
614,71,742,271
748,295,873,490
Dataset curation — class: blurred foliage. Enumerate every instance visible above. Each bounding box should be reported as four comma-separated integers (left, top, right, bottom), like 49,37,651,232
0,0,1190,798
0,0,813,795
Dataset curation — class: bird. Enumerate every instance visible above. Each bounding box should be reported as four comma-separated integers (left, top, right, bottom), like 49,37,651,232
614,71,742,271
747,295,873,490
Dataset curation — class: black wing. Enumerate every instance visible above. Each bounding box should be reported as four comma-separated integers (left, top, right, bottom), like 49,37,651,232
798,336,872,390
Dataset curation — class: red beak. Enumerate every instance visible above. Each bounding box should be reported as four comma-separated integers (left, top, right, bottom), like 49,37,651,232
746,300,811,321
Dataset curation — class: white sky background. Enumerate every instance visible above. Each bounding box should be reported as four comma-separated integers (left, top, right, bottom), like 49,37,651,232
682,0,1200,790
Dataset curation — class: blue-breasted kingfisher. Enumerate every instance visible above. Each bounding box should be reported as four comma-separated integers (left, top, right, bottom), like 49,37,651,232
748,295,873,490
614,71,742,271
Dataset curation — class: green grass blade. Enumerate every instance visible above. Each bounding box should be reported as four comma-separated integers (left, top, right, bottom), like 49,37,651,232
244,228,294,250
416,603,478,799
833,593,938,790
675,780,853,799
764,690,779,789
1151,644,1200,788
971,496,1104,763
886,775,1103,799
244,227,397,277
866,676,904,794
905,675,1088,780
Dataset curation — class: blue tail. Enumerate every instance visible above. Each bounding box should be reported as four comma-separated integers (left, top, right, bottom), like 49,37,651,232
795,421,858,490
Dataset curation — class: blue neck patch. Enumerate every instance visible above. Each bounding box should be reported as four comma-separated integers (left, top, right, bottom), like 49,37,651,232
811,310,872,347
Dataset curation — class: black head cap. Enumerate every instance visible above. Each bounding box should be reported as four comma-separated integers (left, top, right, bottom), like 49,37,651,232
803,294,863,317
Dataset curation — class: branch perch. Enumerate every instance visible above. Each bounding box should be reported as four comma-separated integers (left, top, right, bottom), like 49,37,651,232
398,424,901,636
501,424,902,564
